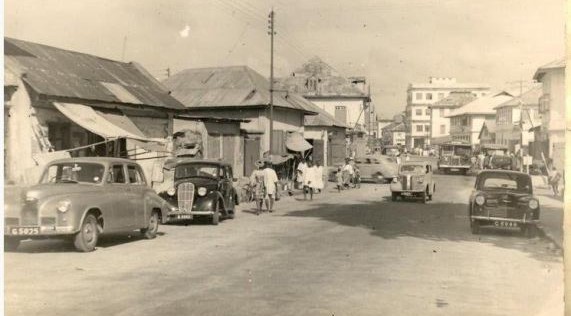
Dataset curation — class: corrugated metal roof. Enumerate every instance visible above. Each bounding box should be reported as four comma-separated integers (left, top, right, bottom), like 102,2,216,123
274,57,369,98
431,91,477,108
162,66,317,114
4,37,185,110
447,92,513,117
533,58,565,80
494,85,542,109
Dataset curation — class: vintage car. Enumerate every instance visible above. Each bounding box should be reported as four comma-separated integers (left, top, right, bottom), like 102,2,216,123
390,161,436,203
487,154,514,170
157,159,239,225
328,155,398,183
468,170,540,236
4,158,170,252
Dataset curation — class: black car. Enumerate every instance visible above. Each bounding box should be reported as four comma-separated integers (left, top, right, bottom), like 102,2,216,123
158,159,239,225
468,170,540,237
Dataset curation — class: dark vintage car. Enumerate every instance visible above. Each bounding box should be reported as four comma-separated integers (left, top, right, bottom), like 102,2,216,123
487,155,514,170
468,170,540,236
158,159,239,225
4,158,170,252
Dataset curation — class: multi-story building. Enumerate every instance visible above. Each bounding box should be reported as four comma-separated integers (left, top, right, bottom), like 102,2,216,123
448,92,514,146
429,91,477,145
493,85,542,152
275,57,372,134
406,77,490,149
382,122,406,146
533,59,565,171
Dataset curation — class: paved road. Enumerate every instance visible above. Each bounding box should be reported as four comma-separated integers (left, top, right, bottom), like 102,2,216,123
4,175,563,316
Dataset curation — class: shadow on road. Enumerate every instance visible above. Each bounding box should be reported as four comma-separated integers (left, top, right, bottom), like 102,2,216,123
284,198,561,262
8,232,166,254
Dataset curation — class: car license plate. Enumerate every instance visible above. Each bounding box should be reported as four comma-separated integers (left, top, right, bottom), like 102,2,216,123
176,214,192,220
9,226,40,235
450,168,459,172
494,221,518,228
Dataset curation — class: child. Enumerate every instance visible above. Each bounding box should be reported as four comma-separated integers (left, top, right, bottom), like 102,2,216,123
354,167,361,189
336,167,343,192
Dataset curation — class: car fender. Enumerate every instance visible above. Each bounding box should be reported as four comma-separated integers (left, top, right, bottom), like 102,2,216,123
195,191,225,213
144,192,170,224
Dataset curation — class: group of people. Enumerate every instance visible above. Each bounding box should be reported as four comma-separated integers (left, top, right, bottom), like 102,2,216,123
248,160,279,215
296,159,324,200
335,158,361,192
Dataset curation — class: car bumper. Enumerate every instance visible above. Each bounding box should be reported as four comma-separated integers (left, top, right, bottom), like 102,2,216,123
470,216,540,224
390,184,425,193
5,225,76,236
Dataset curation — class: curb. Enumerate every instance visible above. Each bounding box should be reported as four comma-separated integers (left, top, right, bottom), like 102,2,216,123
535,223,563,252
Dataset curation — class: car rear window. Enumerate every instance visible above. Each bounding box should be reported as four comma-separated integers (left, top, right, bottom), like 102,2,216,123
478,172,532,193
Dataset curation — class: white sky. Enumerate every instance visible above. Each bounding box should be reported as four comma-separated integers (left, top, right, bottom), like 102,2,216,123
5,0,565,118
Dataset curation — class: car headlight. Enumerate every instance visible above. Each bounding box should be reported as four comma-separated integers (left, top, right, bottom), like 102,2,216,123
167,187,176,196
197,187,207,197
475,195,485,206
528,199,539,209
57,200,71,213
392,177,398,183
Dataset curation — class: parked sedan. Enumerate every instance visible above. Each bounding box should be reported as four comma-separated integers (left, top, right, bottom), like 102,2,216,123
468,170,540,236
4,158,169,252
158,159,239,225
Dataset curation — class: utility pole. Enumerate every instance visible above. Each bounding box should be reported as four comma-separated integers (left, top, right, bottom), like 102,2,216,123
166,67,171,78
268,9,276,155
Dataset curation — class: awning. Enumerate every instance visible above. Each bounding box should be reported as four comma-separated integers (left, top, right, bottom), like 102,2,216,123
431,135,452,145
53,102,164,143
286,132,312,152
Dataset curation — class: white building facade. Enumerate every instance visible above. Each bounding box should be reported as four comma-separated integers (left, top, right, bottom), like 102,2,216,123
406,77,490,149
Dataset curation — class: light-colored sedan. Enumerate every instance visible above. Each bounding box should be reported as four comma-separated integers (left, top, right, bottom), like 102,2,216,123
328,155,398,183
390,161,436,203
4,157,170,252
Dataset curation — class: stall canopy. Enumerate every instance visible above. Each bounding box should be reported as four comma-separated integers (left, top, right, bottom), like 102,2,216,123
286,131,312,152
53,102,165,143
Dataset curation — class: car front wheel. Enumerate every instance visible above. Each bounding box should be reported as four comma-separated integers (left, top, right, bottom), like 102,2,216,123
141,211,159,239
74,214,99,252
212,201,221,225
521,224,537,238
470,220,480,234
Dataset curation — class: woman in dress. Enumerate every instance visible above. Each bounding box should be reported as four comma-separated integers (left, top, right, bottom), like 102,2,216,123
303,161,315,200
312,161,324,193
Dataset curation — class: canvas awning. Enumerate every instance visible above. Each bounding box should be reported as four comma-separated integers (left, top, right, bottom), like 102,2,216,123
53,102,164,143
286,132,312,152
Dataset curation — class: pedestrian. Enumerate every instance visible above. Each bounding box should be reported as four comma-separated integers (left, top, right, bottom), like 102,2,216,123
549,166,562,196
313,161,324,193
336,167,344,192
249,160,265,215
296,158,307,189
262,161,279,212
342,158,354,189
303,161,315,200
405,153,410,162
396,153,402,166
478,151,485,170
354,167,361,188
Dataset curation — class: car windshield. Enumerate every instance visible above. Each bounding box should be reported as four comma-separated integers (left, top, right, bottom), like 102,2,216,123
175,163,220,180
400,165,425,173
478,172,532,193
40,163,105,184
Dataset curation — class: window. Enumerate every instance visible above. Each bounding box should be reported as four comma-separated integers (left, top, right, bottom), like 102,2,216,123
425,108,430,116
415,92,423,100
127,165,145,184
426,93,433,100
416,125,423,132
440,124,446,134
415,109,422,116
425,125,430,132
110,165,126,183
438,93,445,100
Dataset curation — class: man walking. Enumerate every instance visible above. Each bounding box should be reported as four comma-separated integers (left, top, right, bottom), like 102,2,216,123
262,161,279,212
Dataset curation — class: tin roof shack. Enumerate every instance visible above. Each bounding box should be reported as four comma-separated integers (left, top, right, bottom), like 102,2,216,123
163,66,318,176
302,102,347,167
4,37,186,185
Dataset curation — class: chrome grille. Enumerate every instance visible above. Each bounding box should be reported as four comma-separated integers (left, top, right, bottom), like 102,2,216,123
41,217,56,226
177,182,195,212
21,202,39,225
5,217,19,226
401,175,412,190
